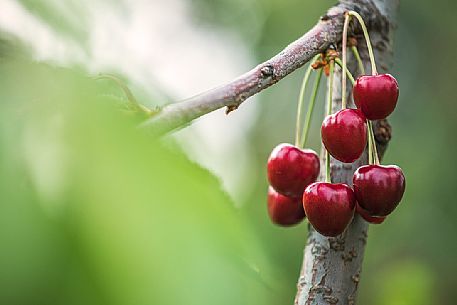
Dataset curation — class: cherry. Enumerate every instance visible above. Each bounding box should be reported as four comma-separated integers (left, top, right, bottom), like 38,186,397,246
353,74,399,120
267,187,305,226
321,109,367,163
302,182,356,237
353,165,405,217
356,203,386,224
267,143,320,198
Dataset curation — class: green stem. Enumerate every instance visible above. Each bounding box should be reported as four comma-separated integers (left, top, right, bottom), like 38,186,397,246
367,120,374,165
300,68,323,148
341,13,351,109
334,57,355,85
295,55,320,147
326,151,331,183
325,60,335,183
368,121,380,165
347,44,378,165
327,61,335,120
348,11,378,75
351,46,366,75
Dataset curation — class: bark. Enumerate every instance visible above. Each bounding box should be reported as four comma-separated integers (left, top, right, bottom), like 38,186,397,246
294,1,399,304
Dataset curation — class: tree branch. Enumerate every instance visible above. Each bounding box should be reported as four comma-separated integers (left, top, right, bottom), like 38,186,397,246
141,5,350,135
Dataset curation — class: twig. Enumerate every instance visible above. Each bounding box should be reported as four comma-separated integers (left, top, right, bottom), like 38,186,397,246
141,6,349,135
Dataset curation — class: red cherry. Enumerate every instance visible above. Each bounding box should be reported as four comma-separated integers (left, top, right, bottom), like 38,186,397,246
302,182,356,237
321,109,367,163
353,165,405,217
267,187,305,226
356,203,386,224
267,143,320,198
353,74,399,120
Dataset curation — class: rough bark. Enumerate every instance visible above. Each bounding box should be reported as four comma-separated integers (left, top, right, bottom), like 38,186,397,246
294,1,399,304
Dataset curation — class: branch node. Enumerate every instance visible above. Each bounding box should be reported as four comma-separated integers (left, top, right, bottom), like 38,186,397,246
320,14,330,21
225,104,239,115
260,65,274,78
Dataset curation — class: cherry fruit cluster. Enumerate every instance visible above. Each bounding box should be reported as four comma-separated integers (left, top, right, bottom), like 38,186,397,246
267,144,319,226
265,11,405,236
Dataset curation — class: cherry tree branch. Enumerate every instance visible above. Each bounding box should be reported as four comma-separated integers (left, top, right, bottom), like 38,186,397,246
141,5,350,134
142,0,399,135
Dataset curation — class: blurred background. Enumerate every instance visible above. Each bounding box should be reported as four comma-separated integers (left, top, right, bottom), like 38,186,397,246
0,0,456,304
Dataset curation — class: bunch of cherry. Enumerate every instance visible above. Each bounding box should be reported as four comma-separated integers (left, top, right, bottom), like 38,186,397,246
266,11,405,237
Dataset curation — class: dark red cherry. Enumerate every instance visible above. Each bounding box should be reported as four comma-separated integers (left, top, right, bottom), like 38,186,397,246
267,143,320,198
356,203,386,224
353,74,399,120
267,187,305,226
353,165,405,217
302,182,356,237
321,109,367,163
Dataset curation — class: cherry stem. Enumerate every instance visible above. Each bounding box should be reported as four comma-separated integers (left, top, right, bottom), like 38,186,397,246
367,121,374,164
300,68,323,148
368,121,380,164
341,13,350,110
325,60,335,183
295,55,320,147
327,61,335,120
351,46,366,75
350,45,379,164
334,57,355,85
347,11,377,75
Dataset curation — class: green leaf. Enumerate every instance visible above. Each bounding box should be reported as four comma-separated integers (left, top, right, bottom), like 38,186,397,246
0,59,283,305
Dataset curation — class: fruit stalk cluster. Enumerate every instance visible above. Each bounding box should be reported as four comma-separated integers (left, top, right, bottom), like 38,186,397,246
266,11,405,237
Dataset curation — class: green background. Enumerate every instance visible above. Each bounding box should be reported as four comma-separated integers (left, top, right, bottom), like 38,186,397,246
1,1,456,304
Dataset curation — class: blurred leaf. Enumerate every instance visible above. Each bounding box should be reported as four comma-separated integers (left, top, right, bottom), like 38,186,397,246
0,60,282,305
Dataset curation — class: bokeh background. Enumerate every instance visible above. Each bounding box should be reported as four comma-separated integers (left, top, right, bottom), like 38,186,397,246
1,0,456,304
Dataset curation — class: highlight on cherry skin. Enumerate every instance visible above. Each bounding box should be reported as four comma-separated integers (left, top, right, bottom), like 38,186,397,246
353,74,399,120
353,164,406,217
321,109,367,163
302,182,356,237
267,143,320,198
356,203,386,224
267,186,306,226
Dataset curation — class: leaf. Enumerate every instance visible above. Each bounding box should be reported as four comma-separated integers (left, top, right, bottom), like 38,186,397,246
0,60,282,305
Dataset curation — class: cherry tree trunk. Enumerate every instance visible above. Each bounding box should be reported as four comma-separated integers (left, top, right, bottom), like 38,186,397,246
294,1,399,304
